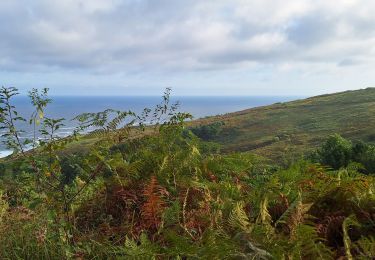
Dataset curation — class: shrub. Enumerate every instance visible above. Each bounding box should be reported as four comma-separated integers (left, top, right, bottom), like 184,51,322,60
352,142,375,174
190,121,224,141
316,135,375,173
318,134,352,169
0,163,5,174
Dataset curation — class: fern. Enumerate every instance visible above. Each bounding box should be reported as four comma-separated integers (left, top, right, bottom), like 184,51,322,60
355,236,375,259
74,109,137,145
124,233,159,258
229,202,252,233
199,229,236,259
342,215,360,260
275,192,312,237
163,229,199,258
141,176,166,230
228,202,273,259
256,196,272,225
107,111,135,131
291,224,334,259
0,191,8,223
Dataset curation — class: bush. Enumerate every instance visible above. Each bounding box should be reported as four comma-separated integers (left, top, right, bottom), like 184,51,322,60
190,121,224,141
352,141,375,174
316,135,375,173
0,163,5,175
318,134,352,170
60,155,84,185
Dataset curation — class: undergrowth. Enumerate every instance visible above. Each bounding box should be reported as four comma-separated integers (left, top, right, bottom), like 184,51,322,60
0,87,374,259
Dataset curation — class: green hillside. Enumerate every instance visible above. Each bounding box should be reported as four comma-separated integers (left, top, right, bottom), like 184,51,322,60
193,87,375,161
1,87,375,259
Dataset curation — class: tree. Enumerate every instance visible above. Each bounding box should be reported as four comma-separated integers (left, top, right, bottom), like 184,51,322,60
318,134,352,169
190,121,224,141
352,142,375,174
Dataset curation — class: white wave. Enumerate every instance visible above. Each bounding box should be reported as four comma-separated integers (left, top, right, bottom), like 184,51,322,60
58,127,75,130
0,150,12,158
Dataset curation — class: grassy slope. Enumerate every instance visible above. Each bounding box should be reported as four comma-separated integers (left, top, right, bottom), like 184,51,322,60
193,87,375,161
5,88,372,163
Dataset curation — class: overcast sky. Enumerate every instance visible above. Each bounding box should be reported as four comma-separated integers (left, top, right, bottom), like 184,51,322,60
0,0,374,96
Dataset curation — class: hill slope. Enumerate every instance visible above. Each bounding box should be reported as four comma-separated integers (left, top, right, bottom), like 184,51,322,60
194,87,375,161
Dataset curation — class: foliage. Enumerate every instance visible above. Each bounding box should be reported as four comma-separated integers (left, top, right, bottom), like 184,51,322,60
0,87,375,258
314,134,375,173
190,87,375,162
190,121,224,141
318,134,353,169
352,141,375,174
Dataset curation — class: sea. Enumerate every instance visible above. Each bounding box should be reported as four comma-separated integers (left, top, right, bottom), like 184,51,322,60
0,95,299,158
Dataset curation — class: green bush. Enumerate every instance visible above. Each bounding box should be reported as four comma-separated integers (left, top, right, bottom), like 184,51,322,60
352,141,375,174
316,134,375,173
190,121,224,141
0,163,5,174
318,134,352,169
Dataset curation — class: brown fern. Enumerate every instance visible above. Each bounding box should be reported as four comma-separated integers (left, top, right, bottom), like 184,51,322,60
179,187,211,239
269,193,289,224
141,176,167,231
316,214,346,248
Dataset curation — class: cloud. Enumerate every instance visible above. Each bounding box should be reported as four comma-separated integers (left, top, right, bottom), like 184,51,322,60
0,0,374,95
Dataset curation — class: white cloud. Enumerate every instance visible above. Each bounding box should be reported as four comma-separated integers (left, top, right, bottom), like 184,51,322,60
0,0,374,94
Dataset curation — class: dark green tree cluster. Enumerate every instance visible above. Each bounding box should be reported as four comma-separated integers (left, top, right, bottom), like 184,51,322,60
316,134,375,173
189,121,224,141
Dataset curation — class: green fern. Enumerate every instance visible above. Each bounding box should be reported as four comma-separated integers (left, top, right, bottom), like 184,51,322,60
0,191,8,223
275,192,312,236
124,233,159,259
256,196,272,225
343,215,360,260
291,224,334,259
355,236,375,259
229,202,252,233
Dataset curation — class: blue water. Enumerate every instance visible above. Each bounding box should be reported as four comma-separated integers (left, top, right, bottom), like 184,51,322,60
0,95,299,157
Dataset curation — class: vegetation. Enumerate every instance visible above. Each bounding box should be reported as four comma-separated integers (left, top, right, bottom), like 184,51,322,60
313,134,375,173
190,121,224,141
0,87,374,259
192,88,375,163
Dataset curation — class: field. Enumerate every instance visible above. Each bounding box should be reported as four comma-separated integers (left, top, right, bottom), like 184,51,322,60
1,87,375,258
192,88,375,162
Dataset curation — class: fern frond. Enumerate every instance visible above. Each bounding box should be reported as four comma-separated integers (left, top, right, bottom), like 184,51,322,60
291,224,334,259
0,191,8,223
343,215,360,260
124,233,159,258
355,236,375,259
275,192,312,237
229,202,252,233
107,111,135,131
84,129,109,140
256,196,272,225
199,229,236,259
141,176,166,230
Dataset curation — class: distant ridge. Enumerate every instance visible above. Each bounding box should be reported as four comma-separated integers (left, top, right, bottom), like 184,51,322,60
194,88,375,161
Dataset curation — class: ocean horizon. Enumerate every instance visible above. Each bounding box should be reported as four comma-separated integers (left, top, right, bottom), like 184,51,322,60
0,95,301,157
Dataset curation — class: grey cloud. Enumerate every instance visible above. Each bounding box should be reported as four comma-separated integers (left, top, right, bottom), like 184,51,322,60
286,15,336,46
201,45,288,64
337,59,363,67
0,0,374,75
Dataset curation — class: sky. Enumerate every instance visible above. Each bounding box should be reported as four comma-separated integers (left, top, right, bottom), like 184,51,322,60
0,0,374,96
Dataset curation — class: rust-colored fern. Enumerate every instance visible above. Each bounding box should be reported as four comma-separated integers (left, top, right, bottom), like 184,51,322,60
316,214,346,248
141,176,166,230
269,193,289,224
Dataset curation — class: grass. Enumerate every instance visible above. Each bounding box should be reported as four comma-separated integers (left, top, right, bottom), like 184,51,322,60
1,87,375,259
3,87,373,164
192,87,375,162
